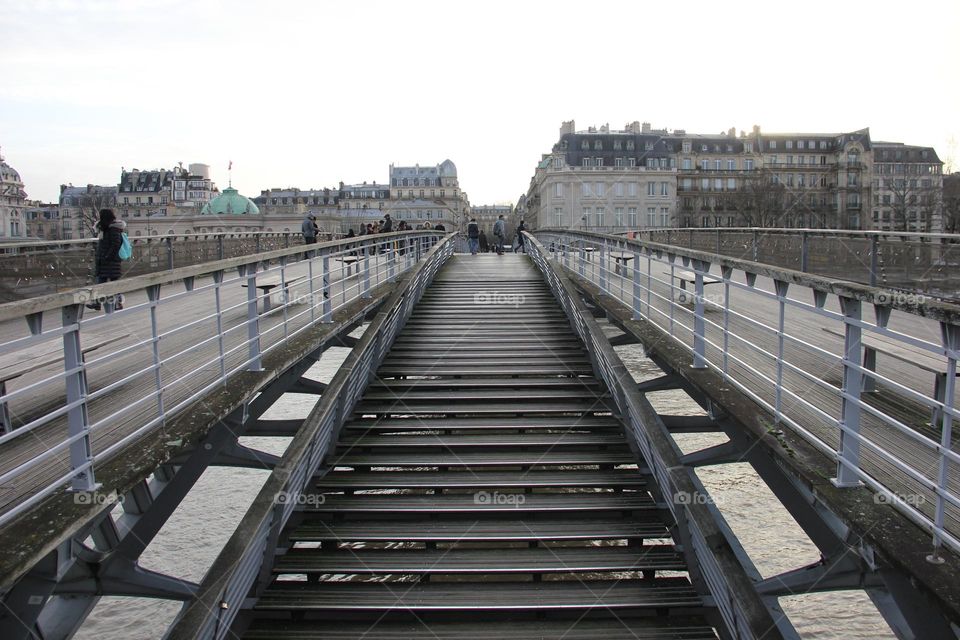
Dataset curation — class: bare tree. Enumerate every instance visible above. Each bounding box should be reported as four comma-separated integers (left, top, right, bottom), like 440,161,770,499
67,186,118,238
943,173,960,234
883,177,942,232
729,169,787,227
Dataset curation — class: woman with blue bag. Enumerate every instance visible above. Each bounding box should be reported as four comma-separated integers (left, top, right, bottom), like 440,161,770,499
86,208,126,311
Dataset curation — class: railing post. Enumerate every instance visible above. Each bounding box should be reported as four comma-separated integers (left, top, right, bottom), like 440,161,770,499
834,296,863,488
218,235,225,260
321,250,332,322
774,280,789,422
361,241,372,299
752,229,759,262
931,322,960,562
869,234,879,287
800,231,809,273
213,271,227,383
255,233,261,255
146,285,165,422
62,305,98,492
387,241,396,282
691,259,709,369
243,262,264,371
632,246,641,320
715,228,721,255
598,238,607,292
165,236,174,270
578,239,586,277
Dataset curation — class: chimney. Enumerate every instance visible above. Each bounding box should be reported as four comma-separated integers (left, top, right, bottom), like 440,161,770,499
752,125,761,136
728,127,736,138
559,120,576,136
642,122,651,133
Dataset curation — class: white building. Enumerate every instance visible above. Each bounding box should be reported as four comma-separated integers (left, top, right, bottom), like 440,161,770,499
0,148,27,240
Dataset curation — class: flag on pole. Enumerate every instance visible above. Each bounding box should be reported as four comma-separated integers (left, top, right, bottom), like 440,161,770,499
228,160,233,170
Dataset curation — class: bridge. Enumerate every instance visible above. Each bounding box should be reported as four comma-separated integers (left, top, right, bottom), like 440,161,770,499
0,228,957,639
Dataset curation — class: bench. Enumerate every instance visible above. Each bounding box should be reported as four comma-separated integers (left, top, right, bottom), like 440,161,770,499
241,275,305,314
823,326,957,426
608,251,634,276
0,333,129,433
337,255,361,276
663,269,723,305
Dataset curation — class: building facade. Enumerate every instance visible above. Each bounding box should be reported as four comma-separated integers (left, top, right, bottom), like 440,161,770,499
0,149,27,240
525,121,944,232
388,160,468,230
23,201,60,239
59,184,119,239
871,143,944,232
117,164,217,236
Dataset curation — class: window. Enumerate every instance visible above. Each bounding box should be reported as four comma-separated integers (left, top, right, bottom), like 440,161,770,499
615,182,624,197
660,182,668,196
786,155,793,165
628,158,636,167
701,178,710,190
626,140,635,151
769,140,777,150
613,140,622,150
727,159,736,170
615,207,624,226
786,140,793,149
615,157,626,167
701,160,709,171
553,157,562,169
554,183,564,198
596,183,605,197
582,207,591,226
682,158,692,170
594,140,602,150
744,142,753,153
745,159,754,171
647,207,657,227
660,208,669,227
628,182,637,197
714,178,723,190
647,182,656,196
582,183,591,198
727,178,736,190
797,140,805,150
628,207,638,227
581,140,589,150
645,141,654,151
582,158,592,167
713,160,721,171
682,141,692,153
595,207,605,227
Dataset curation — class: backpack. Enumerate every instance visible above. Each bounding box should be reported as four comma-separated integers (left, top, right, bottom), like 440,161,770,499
118,233,132,260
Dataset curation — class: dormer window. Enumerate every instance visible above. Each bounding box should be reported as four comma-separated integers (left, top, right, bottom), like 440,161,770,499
594,140,602,150
581,140,589,150
626,140,635,151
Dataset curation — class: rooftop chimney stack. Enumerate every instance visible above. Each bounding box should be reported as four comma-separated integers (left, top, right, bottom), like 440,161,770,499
641,122,651,134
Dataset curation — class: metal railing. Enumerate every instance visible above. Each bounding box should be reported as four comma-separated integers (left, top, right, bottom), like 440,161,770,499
632,227,960,295
524,233,784,639
164,233,456,639
533,229,960,558
0,231,445,529
0,232,340,301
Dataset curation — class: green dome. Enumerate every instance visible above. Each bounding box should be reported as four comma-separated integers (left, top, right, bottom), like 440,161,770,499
202,187,259,215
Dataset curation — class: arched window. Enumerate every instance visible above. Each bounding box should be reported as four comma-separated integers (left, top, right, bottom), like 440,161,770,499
134,231,142,237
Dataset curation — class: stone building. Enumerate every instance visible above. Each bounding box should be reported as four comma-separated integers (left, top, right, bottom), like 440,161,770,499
871,143,944,232
23,201,60,239
0,148,27,240
525,121,944,232
116,164,217,236
389,160,468,230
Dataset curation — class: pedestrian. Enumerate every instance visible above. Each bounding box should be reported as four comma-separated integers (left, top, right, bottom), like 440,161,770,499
302,214,317,244
467,218,480,255
358,222,367,237
493,214,506,255
381,214,393,233
86,208,125,311
514,219,526,253
479,230,489,253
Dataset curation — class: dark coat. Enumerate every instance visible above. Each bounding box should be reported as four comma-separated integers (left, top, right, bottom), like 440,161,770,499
95,222,124,280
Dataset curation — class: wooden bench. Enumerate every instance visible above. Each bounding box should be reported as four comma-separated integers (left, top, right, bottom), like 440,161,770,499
663,269,723,305
241,275,305,314
608,251,634,276
337,255,361,276
0,333,129,433
823,326,957,426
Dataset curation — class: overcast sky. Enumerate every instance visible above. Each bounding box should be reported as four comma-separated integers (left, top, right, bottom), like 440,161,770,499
2,0,958,206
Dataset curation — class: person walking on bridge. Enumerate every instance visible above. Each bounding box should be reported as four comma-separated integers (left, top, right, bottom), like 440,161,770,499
514,219,526,253
493,214,506,255
301,214,317,244
86,208,124,311
467,218,480,255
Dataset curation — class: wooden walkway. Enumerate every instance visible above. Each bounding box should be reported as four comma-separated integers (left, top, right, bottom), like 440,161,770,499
241,256,717,640
572,250,960,542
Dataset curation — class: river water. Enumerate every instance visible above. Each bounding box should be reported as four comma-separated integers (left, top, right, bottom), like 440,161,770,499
75,329,893,639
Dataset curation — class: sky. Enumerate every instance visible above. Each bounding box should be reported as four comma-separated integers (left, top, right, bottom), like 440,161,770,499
1,0,958,206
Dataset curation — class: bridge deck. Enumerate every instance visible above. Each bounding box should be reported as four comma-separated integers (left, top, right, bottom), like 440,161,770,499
240,255,717,639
